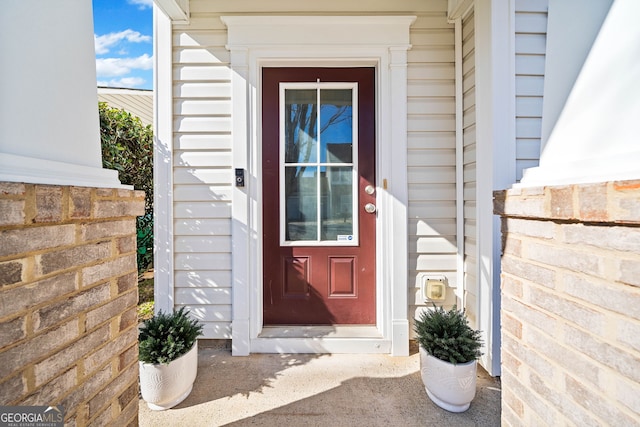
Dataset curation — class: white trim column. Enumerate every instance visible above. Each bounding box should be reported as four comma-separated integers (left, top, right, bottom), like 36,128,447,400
388,47,410,356
153,6,175,313
229,47,251,356
473,0,514,376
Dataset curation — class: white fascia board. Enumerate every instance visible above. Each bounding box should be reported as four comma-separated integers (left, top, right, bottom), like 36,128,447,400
153,0,188,22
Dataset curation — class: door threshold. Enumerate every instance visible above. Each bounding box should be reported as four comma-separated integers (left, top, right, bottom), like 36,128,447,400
259,325,382,339
252,326,391,354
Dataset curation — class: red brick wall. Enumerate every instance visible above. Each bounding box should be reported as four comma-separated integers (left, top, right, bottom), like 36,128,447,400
494,180,640,426
0,183,144,426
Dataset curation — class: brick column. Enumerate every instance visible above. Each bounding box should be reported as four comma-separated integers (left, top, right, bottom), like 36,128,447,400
0,183,144,426
494,180,640,426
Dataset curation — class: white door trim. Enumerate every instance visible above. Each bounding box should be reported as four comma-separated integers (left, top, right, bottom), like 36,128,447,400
222,15,415,356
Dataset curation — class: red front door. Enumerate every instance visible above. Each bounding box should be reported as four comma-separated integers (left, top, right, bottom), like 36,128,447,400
262,67,376,325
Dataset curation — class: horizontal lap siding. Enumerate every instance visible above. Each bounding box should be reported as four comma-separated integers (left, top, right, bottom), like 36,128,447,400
515,0,548,180
407,7,457,322
173,16,232,338
462,10,478,329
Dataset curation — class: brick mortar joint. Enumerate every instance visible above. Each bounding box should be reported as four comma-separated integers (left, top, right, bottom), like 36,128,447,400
0,218,141,234
514,231,640,260
0,234,138,267
497,213,640,228
503,274,632,324
502,274,640,357
0,272,137,336
0,184,144,224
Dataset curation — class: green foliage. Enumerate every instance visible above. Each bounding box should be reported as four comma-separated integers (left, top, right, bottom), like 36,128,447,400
414,304,483,365
99,102,154,272
136,213,154,273
137,301,155,321
139,307,203,364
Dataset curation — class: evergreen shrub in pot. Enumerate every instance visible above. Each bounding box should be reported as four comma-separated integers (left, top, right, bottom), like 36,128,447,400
414,304,483,412
139,307,203,410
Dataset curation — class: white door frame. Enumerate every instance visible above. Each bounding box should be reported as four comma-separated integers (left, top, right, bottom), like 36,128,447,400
222,16,415,356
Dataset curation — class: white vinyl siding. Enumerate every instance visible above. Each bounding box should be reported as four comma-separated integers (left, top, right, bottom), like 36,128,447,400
172,17,233,338
515,0,548,180
461,10,478,329
407,7,457,324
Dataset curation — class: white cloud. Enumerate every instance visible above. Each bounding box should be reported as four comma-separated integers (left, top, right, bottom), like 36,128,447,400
95,29,151,55
96,54,153,77
128,0,153,9
98,77,147,89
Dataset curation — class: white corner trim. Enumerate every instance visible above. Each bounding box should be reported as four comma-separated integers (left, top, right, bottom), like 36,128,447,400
223,15,415,356
153,6,175,314
474,0,513,377
453,16,465,307
0,153,127,189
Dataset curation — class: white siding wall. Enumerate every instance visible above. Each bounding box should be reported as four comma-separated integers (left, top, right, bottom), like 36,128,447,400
461,10,478,329
515,0,548,180
407,8,458,325
170,0,457,338
172,17,233,337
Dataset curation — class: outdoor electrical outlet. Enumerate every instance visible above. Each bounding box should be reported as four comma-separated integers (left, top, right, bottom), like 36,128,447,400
422,276,447,301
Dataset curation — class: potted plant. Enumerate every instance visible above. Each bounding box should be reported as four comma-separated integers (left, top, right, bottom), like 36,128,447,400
414,304,483,412
139,307,203,410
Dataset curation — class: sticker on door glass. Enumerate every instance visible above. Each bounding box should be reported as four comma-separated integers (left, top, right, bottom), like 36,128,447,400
337,235,353,241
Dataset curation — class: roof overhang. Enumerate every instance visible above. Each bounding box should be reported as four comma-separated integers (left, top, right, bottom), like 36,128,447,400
448,0,474,20
153,0,189,22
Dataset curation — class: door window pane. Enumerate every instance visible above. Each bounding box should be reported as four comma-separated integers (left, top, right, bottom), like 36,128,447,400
285,166,318,241
281,84,357,245
320,90,353,163
321,167,353,240
284,89,317,163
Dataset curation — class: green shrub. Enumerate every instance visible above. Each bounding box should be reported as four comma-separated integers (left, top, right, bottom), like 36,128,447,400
414,304,483,365
139,307,203,364
136,213,154,273
98,102,154,272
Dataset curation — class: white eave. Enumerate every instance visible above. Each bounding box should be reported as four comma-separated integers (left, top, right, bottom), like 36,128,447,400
448,0,474,20
153,0,189,22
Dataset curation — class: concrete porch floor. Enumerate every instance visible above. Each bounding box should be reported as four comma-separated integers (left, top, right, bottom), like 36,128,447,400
139,341,501,426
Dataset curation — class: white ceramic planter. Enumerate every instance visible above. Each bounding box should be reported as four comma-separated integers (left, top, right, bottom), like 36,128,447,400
419,346,477,412
139,341,198,410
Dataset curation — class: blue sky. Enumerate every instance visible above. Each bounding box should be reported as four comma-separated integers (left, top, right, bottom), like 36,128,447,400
93,0,153,90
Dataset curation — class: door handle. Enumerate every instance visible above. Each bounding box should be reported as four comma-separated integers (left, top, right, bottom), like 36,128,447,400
364,203,376,214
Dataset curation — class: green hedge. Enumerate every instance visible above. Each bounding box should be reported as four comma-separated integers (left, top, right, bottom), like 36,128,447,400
99,102,154,272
